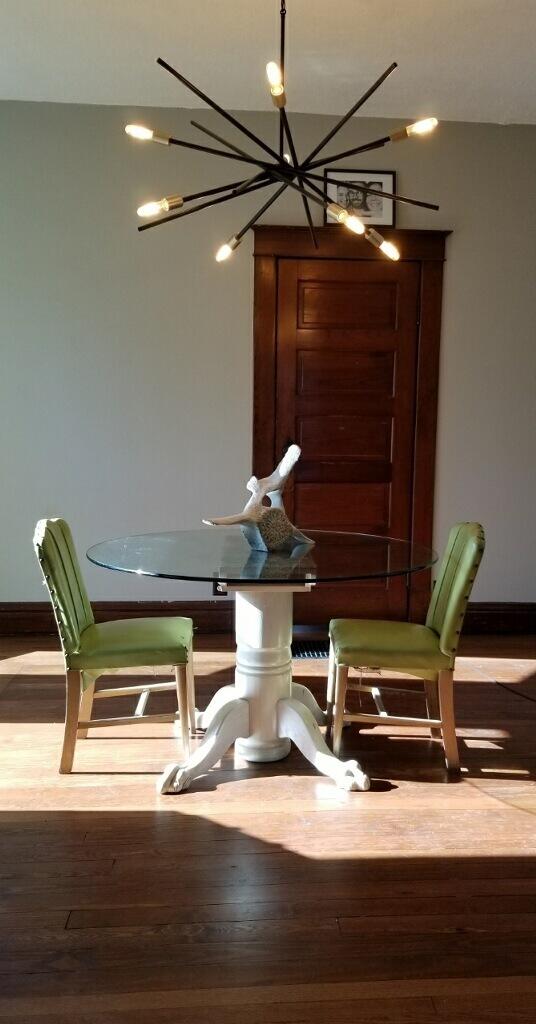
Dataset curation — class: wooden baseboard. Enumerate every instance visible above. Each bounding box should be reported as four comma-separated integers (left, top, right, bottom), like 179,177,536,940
0,601,234,636
0,601,534,637
463,602,536,635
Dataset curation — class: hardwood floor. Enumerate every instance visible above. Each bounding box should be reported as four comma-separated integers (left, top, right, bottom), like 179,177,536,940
0,633,535,1022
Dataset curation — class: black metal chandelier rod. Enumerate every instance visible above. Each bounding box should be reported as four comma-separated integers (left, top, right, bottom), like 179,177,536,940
190,119,287,173
302,62,398,168
306,171,440,211
279,0,286,157
168,134,270,168
138,177,273,232
235,182,289,241
279,108,318,247
157,57,282,164
189,120,298,205
182,176,268,205
306,134,393,170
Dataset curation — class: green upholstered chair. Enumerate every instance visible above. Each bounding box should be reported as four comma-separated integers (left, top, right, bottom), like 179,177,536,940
327,523,485,771
34,518,196,774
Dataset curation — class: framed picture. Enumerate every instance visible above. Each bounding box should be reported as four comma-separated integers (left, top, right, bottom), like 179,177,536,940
323,169,396,227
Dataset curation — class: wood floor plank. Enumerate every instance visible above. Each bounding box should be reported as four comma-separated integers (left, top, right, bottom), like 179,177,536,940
0,995,436,1023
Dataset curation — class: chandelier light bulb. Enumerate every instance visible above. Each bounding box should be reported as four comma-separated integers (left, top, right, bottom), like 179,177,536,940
266,61,283,89
137,194,183,218
407,117,438,136
215,236,240,262
391,117,438,142
266,60,286,107
344,214,365,235
125,124,170,145
283,152,292,164
380,240,400,260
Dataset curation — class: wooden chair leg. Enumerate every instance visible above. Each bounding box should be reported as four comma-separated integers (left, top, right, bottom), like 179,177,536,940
438,669,459,771
175,665,190,759
325,641,336,740
186,643,197,737
77,675,95,738
424,679,442,739
60,670,82,774
332,664,349,757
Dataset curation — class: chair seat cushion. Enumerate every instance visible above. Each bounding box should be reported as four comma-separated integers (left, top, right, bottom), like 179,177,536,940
68,616,193,670
329,618,451,670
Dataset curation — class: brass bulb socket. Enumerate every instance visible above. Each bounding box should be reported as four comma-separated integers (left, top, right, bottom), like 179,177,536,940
389,127,409,142
365,228,384,249
152,131,171,145
271,89,287,109
166,194,183,210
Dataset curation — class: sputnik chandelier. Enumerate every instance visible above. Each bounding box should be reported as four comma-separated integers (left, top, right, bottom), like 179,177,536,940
125,1,440,263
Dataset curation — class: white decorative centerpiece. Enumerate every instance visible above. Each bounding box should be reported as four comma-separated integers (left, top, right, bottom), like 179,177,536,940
203,444,313,553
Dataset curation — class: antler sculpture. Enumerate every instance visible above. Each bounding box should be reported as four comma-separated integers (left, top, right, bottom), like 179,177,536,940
203,444,313,552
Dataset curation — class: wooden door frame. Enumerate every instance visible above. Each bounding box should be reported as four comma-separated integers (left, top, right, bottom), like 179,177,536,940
252,225,451,622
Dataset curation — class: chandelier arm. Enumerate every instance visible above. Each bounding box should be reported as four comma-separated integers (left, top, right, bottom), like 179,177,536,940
267,166,333,213
168,136,267,168
182,177,268,204
157,57,282,163
300,195,319,248
235,182,289,241
279,0,286,157
279,109,318,248
138,179,272,233
191,120,287,175
235,170,271,195
299,175,331,202
306,171,440,211
306,135,392,171
302,63,398,167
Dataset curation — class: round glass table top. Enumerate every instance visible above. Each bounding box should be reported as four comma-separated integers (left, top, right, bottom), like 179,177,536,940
87,528,437,585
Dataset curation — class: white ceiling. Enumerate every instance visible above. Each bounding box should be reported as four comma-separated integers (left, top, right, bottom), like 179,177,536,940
1,0,535,124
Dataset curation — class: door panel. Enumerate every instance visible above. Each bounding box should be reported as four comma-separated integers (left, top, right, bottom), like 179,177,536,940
297,350,395,395
275,258,420,622
294,483,390,531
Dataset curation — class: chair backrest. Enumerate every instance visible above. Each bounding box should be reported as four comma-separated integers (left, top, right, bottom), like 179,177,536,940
426,522,485,662
33,518,94,660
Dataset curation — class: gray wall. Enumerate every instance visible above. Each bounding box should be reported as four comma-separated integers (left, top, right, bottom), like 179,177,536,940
1,101,535,603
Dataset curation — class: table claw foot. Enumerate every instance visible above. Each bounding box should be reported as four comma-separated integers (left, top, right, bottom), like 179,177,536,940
336,759,371,792
291,682,327,726
196,684,237,730
157,763,192,795
277,697,370,793
158,697,249,795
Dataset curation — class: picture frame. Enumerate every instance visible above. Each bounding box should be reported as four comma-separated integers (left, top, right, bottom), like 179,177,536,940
323,169,396,227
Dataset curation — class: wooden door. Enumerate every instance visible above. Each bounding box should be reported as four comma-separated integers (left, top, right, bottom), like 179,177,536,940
253,227,448,626
276,257,418,622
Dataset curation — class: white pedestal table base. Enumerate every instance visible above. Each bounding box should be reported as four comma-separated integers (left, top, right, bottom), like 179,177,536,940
158,586,370,795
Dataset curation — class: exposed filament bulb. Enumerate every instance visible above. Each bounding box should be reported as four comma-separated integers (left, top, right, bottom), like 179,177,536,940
391,117,438,142
326,204,365,235
215,235,241,262
266,61,286,107
125,124,170,145
137,194,183,218
344,214,365,235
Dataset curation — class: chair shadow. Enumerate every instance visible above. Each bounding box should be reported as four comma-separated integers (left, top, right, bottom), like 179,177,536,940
2,661,536,785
